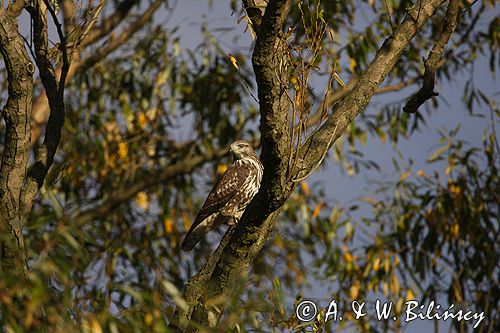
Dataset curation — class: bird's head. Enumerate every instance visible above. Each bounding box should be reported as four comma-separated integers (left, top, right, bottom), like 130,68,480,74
230,140,256,160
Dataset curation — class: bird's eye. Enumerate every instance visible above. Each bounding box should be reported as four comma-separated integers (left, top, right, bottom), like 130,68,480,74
238,143,245,148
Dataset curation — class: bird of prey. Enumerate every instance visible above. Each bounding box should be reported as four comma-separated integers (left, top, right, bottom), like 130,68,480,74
181,140,263,251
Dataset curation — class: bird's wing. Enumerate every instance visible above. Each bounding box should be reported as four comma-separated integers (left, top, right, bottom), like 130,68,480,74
192,163,250,226
184,163,250,237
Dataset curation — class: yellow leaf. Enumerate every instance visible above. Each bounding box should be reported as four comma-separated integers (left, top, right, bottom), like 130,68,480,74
300,182,310,196
217,163,228,175
362,197,378,205
333,72,346,87
275,234,285,250
451,223,459,239
136,191,149,210
390,273,400,294
379,130,387,143
295,90,303,109
395,298,404,314
416,170,426,177
344,251,353,264
146,108,158,120
382,281,389,297
182,211,191,231
24,311,33,328
383,258,390,273
349,282,360,300
373,257,381,271
349,58,357,72
145,313,153,326
449,184,461,195
164,217,175,234
312,202,325,218
228,53,238,69
400,171,411,181
138,112,148,129
155,69,169,87
118,142,128,160
407,289,415,300
91,319,103,333
244,16,257,40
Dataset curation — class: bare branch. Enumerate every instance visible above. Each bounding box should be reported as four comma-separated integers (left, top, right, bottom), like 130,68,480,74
403,0,463,113
21,0,68,219
43,0,70,94
170,226,237,332
83,0,140,46
61,0,76,34
75,0,106,52
78,0,162,71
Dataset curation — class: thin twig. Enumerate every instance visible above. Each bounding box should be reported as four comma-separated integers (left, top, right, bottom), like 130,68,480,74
76,0,106,50
383,0,394,33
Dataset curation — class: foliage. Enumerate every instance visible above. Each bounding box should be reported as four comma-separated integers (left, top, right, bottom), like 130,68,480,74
0,0,498,332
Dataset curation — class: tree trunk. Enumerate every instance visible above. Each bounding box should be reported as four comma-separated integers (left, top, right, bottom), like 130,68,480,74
0,10,35,279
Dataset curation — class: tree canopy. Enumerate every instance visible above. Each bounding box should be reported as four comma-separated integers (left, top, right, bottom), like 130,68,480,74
0,0,498,332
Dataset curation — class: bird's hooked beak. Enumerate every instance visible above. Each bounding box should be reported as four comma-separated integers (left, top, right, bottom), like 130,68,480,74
229,143,238,160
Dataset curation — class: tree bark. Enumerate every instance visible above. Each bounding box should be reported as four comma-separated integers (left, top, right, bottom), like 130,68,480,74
0,9,35,279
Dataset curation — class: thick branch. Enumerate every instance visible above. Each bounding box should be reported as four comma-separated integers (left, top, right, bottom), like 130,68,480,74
403,0,463,113
0,9,34,278
21,0,68,219
253,0,293,207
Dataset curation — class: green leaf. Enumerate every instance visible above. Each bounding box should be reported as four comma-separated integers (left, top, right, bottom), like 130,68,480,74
427,145,448,162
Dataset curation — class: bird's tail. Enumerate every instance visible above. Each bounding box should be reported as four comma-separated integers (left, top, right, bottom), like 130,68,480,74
181,215,216,251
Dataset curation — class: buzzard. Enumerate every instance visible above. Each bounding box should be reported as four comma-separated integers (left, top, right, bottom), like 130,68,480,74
181,140,263,251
